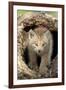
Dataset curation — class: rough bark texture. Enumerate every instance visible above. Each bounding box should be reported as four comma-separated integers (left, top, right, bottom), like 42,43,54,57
18,12,57,31
51,56,58,77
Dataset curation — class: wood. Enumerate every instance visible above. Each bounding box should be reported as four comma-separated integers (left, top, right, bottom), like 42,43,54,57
18,12,58,32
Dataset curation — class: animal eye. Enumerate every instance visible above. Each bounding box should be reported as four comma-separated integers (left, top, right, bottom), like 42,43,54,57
42,43,45,46
35,43,38,46
42,43,46,46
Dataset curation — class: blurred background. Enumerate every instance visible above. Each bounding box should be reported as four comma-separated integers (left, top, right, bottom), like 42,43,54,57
17,10,58,18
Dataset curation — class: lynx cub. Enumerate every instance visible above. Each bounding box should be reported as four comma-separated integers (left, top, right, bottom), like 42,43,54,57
28,27,53,77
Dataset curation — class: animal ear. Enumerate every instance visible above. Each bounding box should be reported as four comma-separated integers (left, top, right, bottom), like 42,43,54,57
43,30,49,42
29,29,35,39
44,30,49,35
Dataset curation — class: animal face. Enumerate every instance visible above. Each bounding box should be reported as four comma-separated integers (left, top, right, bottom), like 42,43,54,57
28,29,48,55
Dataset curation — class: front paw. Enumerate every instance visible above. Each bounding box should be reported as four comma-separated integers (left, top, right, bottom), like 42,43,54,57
39,67,50,78
28,63,39,72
